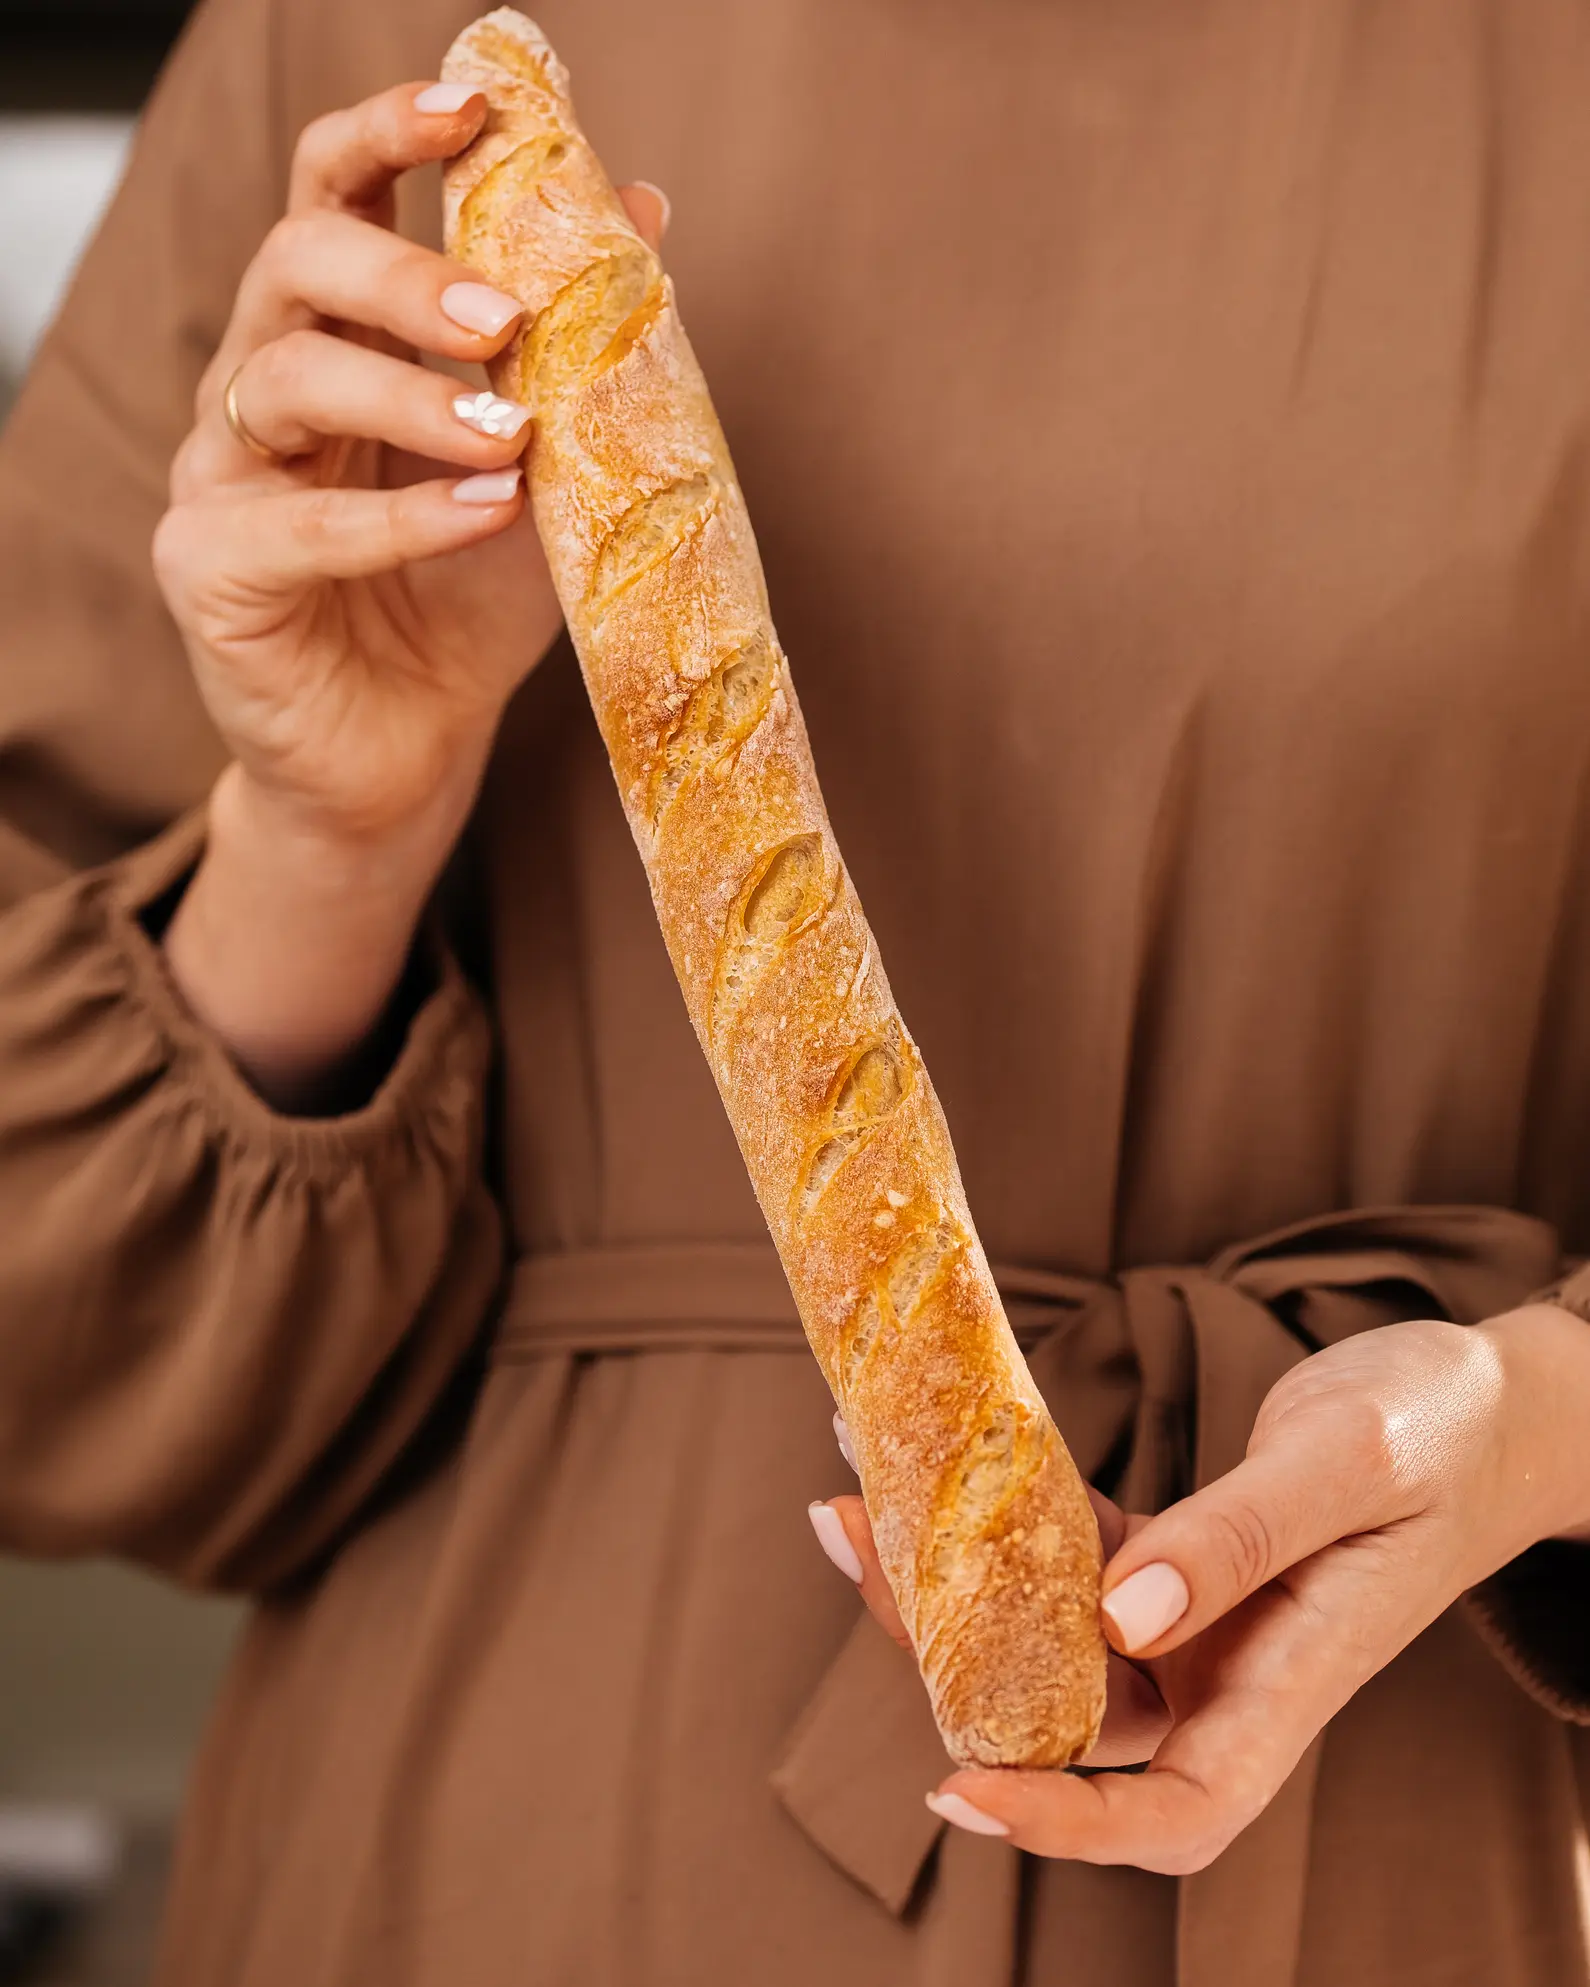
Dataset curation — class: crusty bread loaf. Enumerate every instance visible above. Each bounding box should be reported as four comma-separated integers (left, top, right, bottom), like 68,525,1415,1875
442,8,1105,1768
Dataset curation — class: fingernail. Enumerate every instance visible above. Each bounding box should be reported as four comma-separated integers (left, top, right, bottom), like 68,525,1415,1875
808,1501,863,1583
1101,1562,1190,1654
925,1791,1010,1839
832,1412,858,1475
441,282,524,337
452,390,533,441
631,178,672,234
453,469,523,506
414,83,481,114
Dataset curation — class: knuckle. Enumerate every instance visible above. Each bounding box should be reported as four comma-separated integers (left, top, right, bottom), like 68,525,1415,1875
1154,1793,1259,1876
402,238,455,295
261,209,323,276
193,353,227,423
168,431,205,505
362,94,407,161
379,487,419,554
259,327,320,396
151,504,202,597
287,488,343,554
256,215,295,281
1160,1830,1230,1877
291,111,342,183
1203,1498,1280,1596
1337,1394,1398,1477
394,481,447,548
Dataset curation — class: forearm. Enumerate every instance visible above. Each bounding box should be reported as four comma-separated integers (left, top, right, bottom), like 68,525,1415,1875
165,761,479,1113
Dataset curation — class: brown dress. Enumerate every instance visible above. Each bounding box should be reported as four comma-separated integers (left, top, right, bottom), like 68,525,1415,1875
2,0,1589,1980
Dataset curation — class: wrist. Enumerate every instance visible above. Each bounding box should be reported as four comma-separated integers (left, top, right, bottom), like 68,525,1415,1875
163,763,474,1112
1477,1304,1590,1547
210,758,479,906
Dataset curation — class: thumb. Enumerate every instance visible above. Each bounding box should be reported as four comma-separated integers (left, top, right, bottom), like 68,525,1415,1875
809,1494,913,1649
1098,1423,1397,1658
618,180,671,253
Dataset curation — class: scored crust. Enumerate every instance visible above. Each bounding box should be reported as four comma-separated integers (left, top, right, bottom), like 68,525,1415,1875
442,7,1106,1767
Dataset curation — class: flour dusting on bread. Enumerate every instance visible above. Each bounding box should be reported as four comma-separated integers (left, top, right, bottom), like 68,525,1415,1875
443,6,1106,1767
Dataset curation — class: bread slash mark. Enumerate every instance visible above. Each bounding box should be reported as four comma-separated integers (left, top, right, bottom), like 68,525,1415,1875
927,1404,1043,1586
711,833,832,1046
520,242,661,409
838,1213,963,1407
589,475,719,619
797,1031,912,1221
648,632,780,824
884,1214,962,1320
468,19,559,93
456,135,570,276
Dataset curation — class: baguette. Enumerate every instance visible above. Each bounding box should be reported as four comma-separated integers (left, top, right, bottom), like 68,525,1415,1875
442,8,1106,1768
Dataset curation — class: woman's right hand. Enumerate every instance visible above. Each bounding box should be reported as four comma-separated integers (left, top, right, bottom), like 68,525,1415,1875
155,80,665,849
151,81,666,1108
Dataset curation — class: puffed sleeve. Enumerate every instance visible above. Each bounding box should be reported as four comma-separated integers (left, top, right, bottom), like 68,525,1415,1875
1464,1266,1590,1725
0,0,505,1592
0,817,503,1591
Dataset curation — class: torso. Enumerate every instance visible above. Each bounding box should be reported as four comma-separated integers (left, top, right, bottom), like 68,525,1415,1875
161,3,1590,1981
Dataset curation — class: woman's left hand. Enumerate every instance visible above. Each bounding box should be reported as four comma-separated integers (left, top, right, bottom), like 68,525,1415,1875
813,1302,1590,1872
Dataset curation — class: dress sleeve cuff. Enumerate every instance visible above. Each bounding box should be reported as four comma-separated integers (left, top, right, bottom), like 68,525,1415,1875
1463,1259,1590,1724
95,807,491,1173
0,807,502,1587
1523,1260,1590,1322
1465,1541,1590,1726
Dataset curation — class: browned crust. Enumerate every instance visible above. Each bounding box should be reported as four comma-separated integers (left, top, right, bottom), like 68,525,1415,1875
443,8,1106,1767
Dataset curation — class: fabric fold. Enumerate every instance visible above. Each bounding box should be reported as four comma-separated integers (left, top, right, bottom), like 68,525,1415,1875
769,1616,953,1914
0,820,505,1591
495,1202,1584,1986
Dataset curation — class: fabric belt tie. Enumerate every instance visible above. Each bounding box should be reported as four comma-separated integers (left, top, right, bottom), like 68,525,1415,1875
494,1204,1567,1987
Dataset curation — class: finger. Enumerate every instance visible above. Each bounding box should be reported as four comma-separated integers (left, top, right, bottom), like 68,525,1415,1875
214,212,523,388
932,1533,1424,1870
153,472,525,614
1098,1431,1410,1658
1086,1483,1130,1560
188,332,533,490
1079,1651,1174,1769
808,1496,912,1648
931,1598,1315,1870
288,82,488,218
617,181,671,253
927,1745,1261,1873
833,1412,858,1474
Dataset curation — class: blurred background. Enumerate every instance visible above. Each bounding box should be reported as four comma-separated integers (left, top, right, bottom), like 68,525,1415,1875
0,13,236,1982
0,1,195,406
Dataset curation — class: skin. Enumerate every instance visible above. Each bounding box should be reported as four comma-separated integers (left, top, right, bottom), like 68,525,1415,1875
821,1301,1590,1872
153,82,667,1110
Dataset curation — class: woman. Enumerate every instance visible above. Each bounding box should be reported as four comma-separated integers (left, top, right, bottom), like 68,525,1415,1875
1,0,1588,1980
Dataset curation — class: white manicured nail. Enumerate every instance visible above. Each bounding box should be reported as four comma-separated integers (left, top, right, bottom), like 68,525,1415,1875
453,469,523,506
631,179,672,234
832,1412,858,1475
441,282,523,337
808,1502,863,1583
925,1791,1010,1838
452,391,533,441
1101,1562,1190,1654
415,83,479,114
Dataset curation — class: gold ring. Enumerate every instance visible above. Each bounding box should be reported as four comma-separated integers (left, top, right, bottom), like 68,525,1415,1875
222,364,283,463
